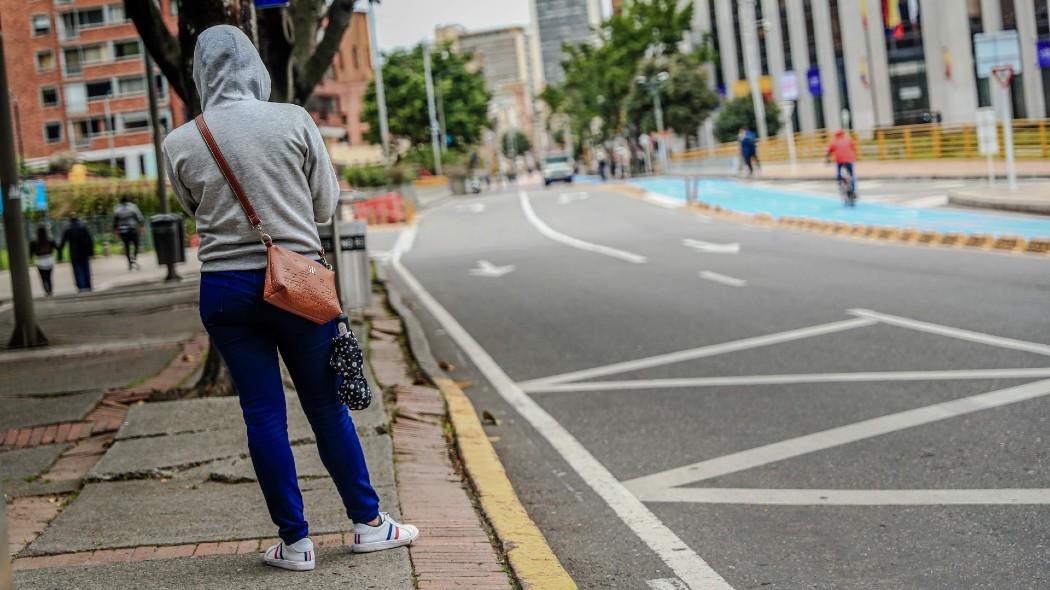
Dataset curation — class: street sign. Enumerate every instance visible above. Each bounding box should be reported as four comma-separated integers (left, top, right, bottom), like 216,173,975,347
976,107,999,156
1037,39,1050,69
974,31,1022,78
779,71,799,101
806,67,822,96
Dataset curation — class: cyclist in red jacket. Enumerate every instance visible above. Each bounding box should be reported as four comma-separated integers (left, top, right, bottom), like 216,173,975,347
825,129,857,194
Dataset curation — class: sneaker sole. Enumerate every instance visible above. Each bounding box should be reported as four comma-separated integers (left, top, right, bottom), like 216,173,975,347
263,557,315,571
350,534,418,553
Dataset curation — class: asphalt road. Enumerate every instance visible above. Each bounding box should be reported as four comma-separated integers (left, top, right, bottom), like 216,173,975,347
386,182,1050,590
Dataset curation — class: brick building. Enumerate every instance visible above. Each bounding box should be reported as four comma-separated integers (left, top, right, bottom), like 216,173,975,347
305,9,380,166
0,0,183,179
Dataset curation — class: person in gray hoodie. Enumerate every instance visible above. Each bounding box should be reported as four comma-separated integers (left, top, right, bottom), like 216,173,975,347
112,196,145,270
163,25,418,572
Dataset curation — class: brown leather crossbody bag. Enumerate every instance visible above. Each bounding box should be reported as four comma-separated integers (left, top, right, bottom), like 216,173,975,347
195,115,341,325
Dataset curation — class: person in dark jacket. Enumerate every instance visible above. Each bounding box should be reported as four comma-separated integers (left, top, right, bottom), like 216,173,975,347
112,195,145,270
30,224,59,296
59,215,94,292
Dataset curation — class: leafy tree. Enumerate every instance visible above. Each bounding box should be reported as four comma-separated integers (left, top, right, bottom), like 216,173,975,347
625,53,719,137
362,44,490,149
501,130,532,158
556,0,695,143
126,0,361,114
714,97,782,143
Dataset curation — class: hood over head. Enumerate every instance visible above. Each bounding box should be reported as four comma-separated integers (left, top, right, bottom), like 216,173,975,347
193,25,271,111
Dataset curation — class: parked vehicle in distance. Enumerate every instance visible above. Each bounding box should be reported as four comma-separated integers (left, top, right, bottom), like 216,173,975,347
542,153,575,186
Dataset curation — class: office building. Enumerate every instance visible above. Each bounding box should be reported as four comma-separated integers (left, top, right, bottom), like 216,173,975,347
528,0,604,86
694,0,1050,132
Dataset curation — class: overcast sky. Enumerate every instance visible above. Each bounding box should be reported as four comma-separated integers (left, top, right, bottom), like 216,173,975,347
372,0,612,51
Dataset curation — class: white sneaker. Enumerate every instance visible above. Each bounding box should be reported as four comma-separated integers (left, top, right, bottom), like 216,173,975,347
263,537,315,571
350,513,419,553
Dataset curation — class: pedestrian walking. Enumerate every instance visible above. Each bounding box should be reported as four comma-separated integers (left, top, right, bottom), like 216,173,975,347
738,127,760,176
30,224,59,296
163,25,418,573
112,195,145,270
58,215,93,292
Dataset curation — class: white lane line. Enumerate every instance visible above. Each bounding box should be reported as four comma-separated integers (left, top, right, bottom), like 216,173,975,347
558,191,590,204
518,317,876,389
637,488,1050,505
648,578,691,590
683,239,740,254
850,309,1050,357
455,202,487,213
519,190,648,264
699,271,747,287
624,378,1050,496
644,191,685,209
522,367,1050,393
391,232,733,590
469,260,516,278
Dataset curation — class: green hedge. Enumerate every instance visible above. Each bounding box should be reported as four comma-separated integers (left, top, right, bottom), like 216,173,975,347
344,165,417,188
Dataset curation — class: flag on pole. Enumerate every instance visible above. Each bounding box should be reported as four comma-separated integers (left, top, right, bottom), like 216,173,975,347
908,0,919,24
884,0,904,40
861,0,868,28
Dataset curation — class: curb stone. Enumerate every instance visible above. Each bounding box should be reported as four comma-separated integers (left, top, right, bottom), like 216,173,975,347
379,266,577,590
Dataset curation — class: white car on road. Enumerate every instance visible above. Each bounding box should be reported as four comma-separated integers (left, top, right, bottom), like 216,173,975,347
542,153,575,186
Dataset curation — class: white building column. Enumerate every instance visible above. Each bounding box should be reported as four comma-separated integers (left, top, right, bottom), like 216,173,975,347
836,0,893,131
760,0,786,102
920,0,978,124
1015,0,1046,118
785,0,817,132
688,0,717,90
713,0,739,90
810,0,841,129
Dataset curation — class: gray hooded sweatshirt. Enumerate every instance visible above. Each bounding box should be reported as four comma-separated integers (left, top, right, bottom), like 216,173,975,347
163,25,339,272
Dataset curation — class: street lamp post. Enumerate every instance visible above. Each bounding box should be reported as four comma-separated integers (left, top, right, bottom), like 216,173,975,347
367,0,391,163
422,44,443,175
0,30,46,347
636,71,670,173
739,0,769,139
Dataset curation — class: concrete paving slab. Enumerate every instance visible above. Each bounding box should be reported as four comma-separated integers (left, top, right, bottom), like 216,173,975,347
204,436,394,488
0,348,178,396
117,395,312,440
0,391,103,431
0,444,70,483
14,546,413,590
90,428,253,481
2,478,81,498
25,478,400,555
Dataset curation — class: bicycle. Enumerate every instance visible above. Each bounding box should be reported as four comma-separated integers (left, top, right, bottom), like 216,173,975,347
838,165,857,207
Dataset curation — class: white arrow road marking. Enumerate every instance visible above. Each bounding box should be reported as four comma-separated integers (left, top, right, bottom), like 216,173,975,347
648,578,690,590
624,378,1050,501
521,367,1050,393
518,317,875,389
558,191,589,204
699,270,747,287
455,202,486,213
519,191,648,264
391,231,733,590
468,260,516,278
682,238,740,254
643,191,684,209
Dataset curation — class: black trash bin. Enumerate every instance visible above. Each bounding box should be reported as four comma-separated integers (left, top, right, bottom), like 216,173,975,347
150,214,186,265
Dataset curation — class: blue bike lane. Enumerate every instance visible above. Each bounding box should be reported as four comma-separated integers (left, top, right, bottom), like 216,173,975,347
617,176,1050,240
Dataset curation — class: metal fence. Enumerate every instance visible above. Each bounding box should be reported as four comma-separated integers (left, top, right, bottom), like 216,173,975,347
1,215,158,255
674,118,1050,163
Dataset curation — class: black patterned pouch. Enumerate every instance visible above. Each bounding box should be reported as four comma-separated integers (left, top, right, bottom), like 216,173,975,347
329,315,372,410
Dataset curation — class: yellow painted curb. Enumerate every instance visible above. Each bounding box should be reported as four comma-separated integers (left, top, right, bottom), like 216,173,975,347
435,377,576,590
1026,238,1050,254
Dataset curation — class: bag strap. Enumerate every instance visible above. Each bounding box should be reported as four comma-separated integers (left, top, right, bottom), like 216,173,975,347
194,114,272,247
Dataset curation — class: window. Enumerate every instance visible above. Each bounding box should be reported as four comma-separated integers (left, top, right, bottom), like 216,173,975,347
77,7,105,28
44,122,63,144
108,4,127,23
40,87,59,107
121,112,150,132
86,80,113,100
36,50,55,72
64,44,107,75
117,76,145,95
31,14,51,36
75,115,115,138
113,40,141,60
